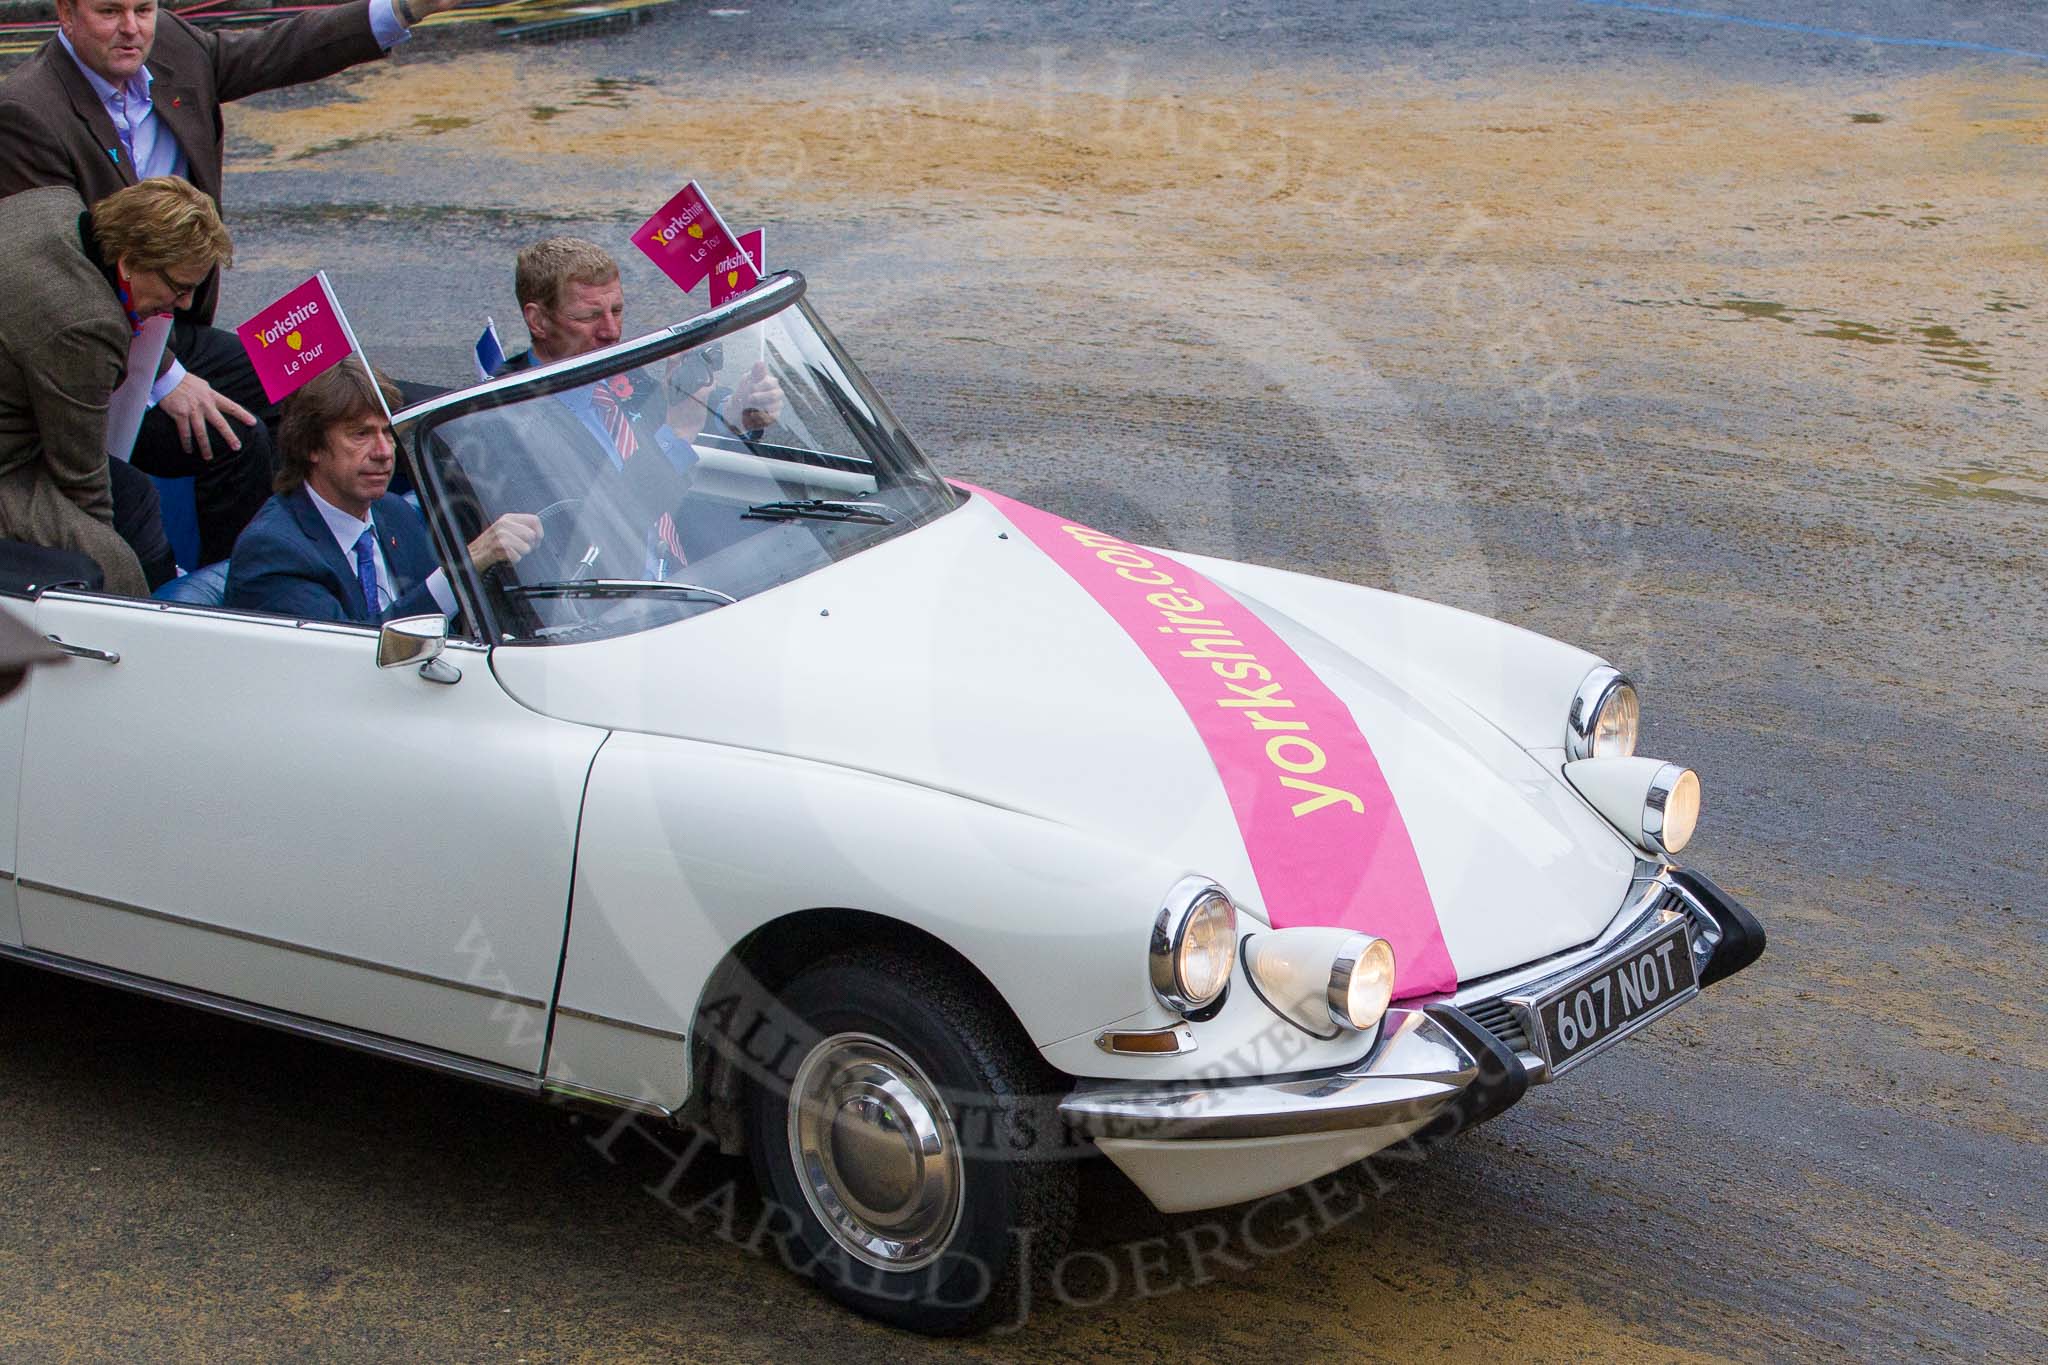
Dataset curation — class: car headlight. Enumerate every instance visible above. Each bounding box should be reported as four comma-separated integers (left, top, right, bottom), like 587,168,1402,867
1564,756,1703,856
1645,763,1701,855
1241,926,1395,1036
1329,934,1397,1031
1567,666,1638,760
1149,879,1237,1015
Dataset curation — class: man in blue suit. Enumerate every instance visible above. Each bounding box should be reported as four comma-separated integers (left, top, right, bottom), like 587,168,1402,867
226,359,539,624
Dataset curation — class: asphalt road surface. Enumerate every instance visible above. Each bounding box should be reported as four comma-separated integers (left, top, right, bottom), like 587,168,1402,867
2,1,2043,1360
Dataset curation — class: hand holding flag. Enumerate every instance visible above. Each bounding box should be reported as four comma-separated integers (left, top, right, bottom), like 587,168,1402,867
722,359,784,435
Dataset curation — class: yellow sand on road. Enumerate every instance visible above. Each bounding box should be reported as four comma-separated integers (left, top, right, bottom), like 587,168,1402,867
235,53,2045,500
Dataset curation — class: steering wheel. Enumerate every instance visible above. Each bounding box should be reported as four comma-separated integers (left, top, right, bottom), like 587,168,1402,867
537,496,584,537
527,497,589,580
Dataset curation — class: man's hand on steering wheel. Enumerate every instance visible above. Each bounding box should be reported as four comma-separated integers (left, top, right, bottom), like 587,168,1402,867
468,513,543,571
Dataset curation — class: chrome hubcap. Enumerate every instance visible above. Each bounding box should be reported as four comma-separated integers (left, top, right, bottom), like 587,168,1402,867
786,1032,963,1271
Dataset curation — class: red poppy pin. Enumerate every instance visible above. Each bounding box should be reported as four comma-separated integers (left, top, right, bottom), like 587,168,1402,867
606,375,634,400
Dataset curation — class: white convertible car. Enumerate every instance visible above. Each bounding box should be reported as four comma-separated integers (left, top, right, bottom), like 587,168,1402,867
0,272,1763,1332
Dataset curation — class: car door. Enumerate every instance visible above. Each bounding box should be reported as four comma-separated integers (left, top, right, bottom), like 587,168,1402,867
14,590,607,1072
0,595,35,947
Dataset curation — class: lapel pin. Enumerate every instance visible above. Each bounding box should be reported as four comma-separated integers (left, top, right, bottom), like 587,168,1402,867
171,96,182,107
106,147,119,164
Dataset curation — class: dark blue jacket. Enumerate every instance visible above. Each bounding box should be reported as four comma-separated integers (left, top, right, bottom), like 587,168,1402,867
224,486,442,625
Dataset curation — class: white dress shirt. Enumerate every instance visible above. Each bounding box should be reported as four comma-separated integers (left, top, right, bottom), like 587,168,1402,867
305,484,456,617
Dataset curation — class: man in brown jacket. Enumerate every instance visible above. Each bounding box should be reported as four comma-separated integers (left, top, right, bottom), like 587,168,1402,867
0,178,235,597
0,0,464,564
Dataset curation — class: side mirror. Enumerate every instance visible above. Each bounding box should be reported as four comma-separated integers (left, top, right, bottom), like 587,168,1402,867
377,614,449,669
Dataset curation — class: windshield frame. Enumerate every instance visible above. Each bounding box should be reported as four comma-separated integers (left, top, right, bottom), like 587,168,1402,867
396,270,953,646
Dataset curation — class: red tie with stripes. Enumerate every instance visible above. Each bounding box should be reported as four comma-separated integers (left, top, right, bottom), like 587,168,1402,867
589,379,638,462
591,379,686,564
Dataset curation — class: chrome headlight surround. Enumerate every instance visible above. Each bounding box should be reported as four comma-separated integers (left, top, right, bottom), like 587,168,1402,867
1241,926,1396,1037
1327,934,1397,1032
1644,762,1701,856
1149,878,1238,1017
1563,756,1703,858
1567,665,1639,760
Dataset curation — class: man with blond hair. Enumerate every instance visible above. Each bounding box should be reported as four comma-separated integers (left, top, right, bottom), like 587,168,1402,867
501,235,782,434
0,176,236,596
500,236,631,376
483,236,785,518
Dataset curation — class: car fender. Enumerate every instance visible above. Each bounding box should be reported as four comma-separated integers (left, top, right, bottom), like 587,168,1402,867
544,729,1191,1111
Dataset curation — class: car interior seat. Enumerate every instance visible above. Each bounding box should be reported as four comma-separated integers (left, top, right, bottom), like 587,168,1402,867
153,560,229,606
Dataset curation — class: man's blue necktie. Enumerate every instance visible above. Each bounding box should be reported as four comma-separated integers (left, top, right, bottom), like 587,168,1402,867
352,527,379,617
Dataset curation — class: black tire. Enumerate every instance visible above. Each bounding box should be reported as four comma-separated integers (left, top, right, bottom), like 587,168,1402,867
741,948,1077,1334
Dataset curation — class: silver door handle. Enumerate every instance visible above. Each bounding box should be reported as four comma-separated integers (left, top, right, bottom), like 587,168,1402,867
45,635,119,664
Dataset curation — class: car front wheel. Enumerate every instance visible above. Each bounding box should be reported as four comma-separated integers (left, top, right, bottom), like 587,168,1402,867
742,948,1076,1333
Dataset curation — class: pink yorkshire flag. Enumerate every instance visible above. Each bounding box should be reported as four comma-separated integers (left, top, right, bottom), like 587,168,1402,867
632,181,760,294
708,229,765,307
236,273,356,404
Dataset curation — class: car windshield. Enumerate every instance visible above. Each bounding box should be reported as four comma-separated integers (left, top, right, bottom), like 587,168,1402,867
414,292,956,644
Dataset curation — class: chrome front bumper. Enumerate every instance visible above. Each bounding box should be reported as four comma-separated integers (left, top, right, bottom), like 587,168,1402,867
1059,1006,1483,1143
1061,861,1764,1147
1059,1004,1513,1212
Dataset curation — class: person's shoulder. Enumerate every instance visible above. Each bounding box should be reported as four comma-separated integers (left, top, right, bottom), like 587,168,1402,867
147,7,214,59
0,186,93,286
242,489,336,556
0,203,123,353
0,39,67,99
155,7,206,40
0,184,87,230
0,65,87,203
232,492,302,551
223,494,303,605
0,188,86,289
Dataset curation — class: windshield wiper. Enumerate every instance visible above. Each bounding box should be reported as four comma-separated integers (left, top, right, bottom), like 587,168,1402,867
744,498,898,525
506,579,737,604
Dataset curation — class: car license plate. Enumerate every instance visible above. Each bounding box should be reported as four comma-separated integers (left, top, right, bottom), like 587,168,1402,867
1522,920,1697,1075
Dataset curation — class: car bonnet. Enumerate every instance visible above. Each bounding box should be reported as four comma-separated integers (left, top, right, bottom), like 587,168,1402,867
487,491,1639,987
